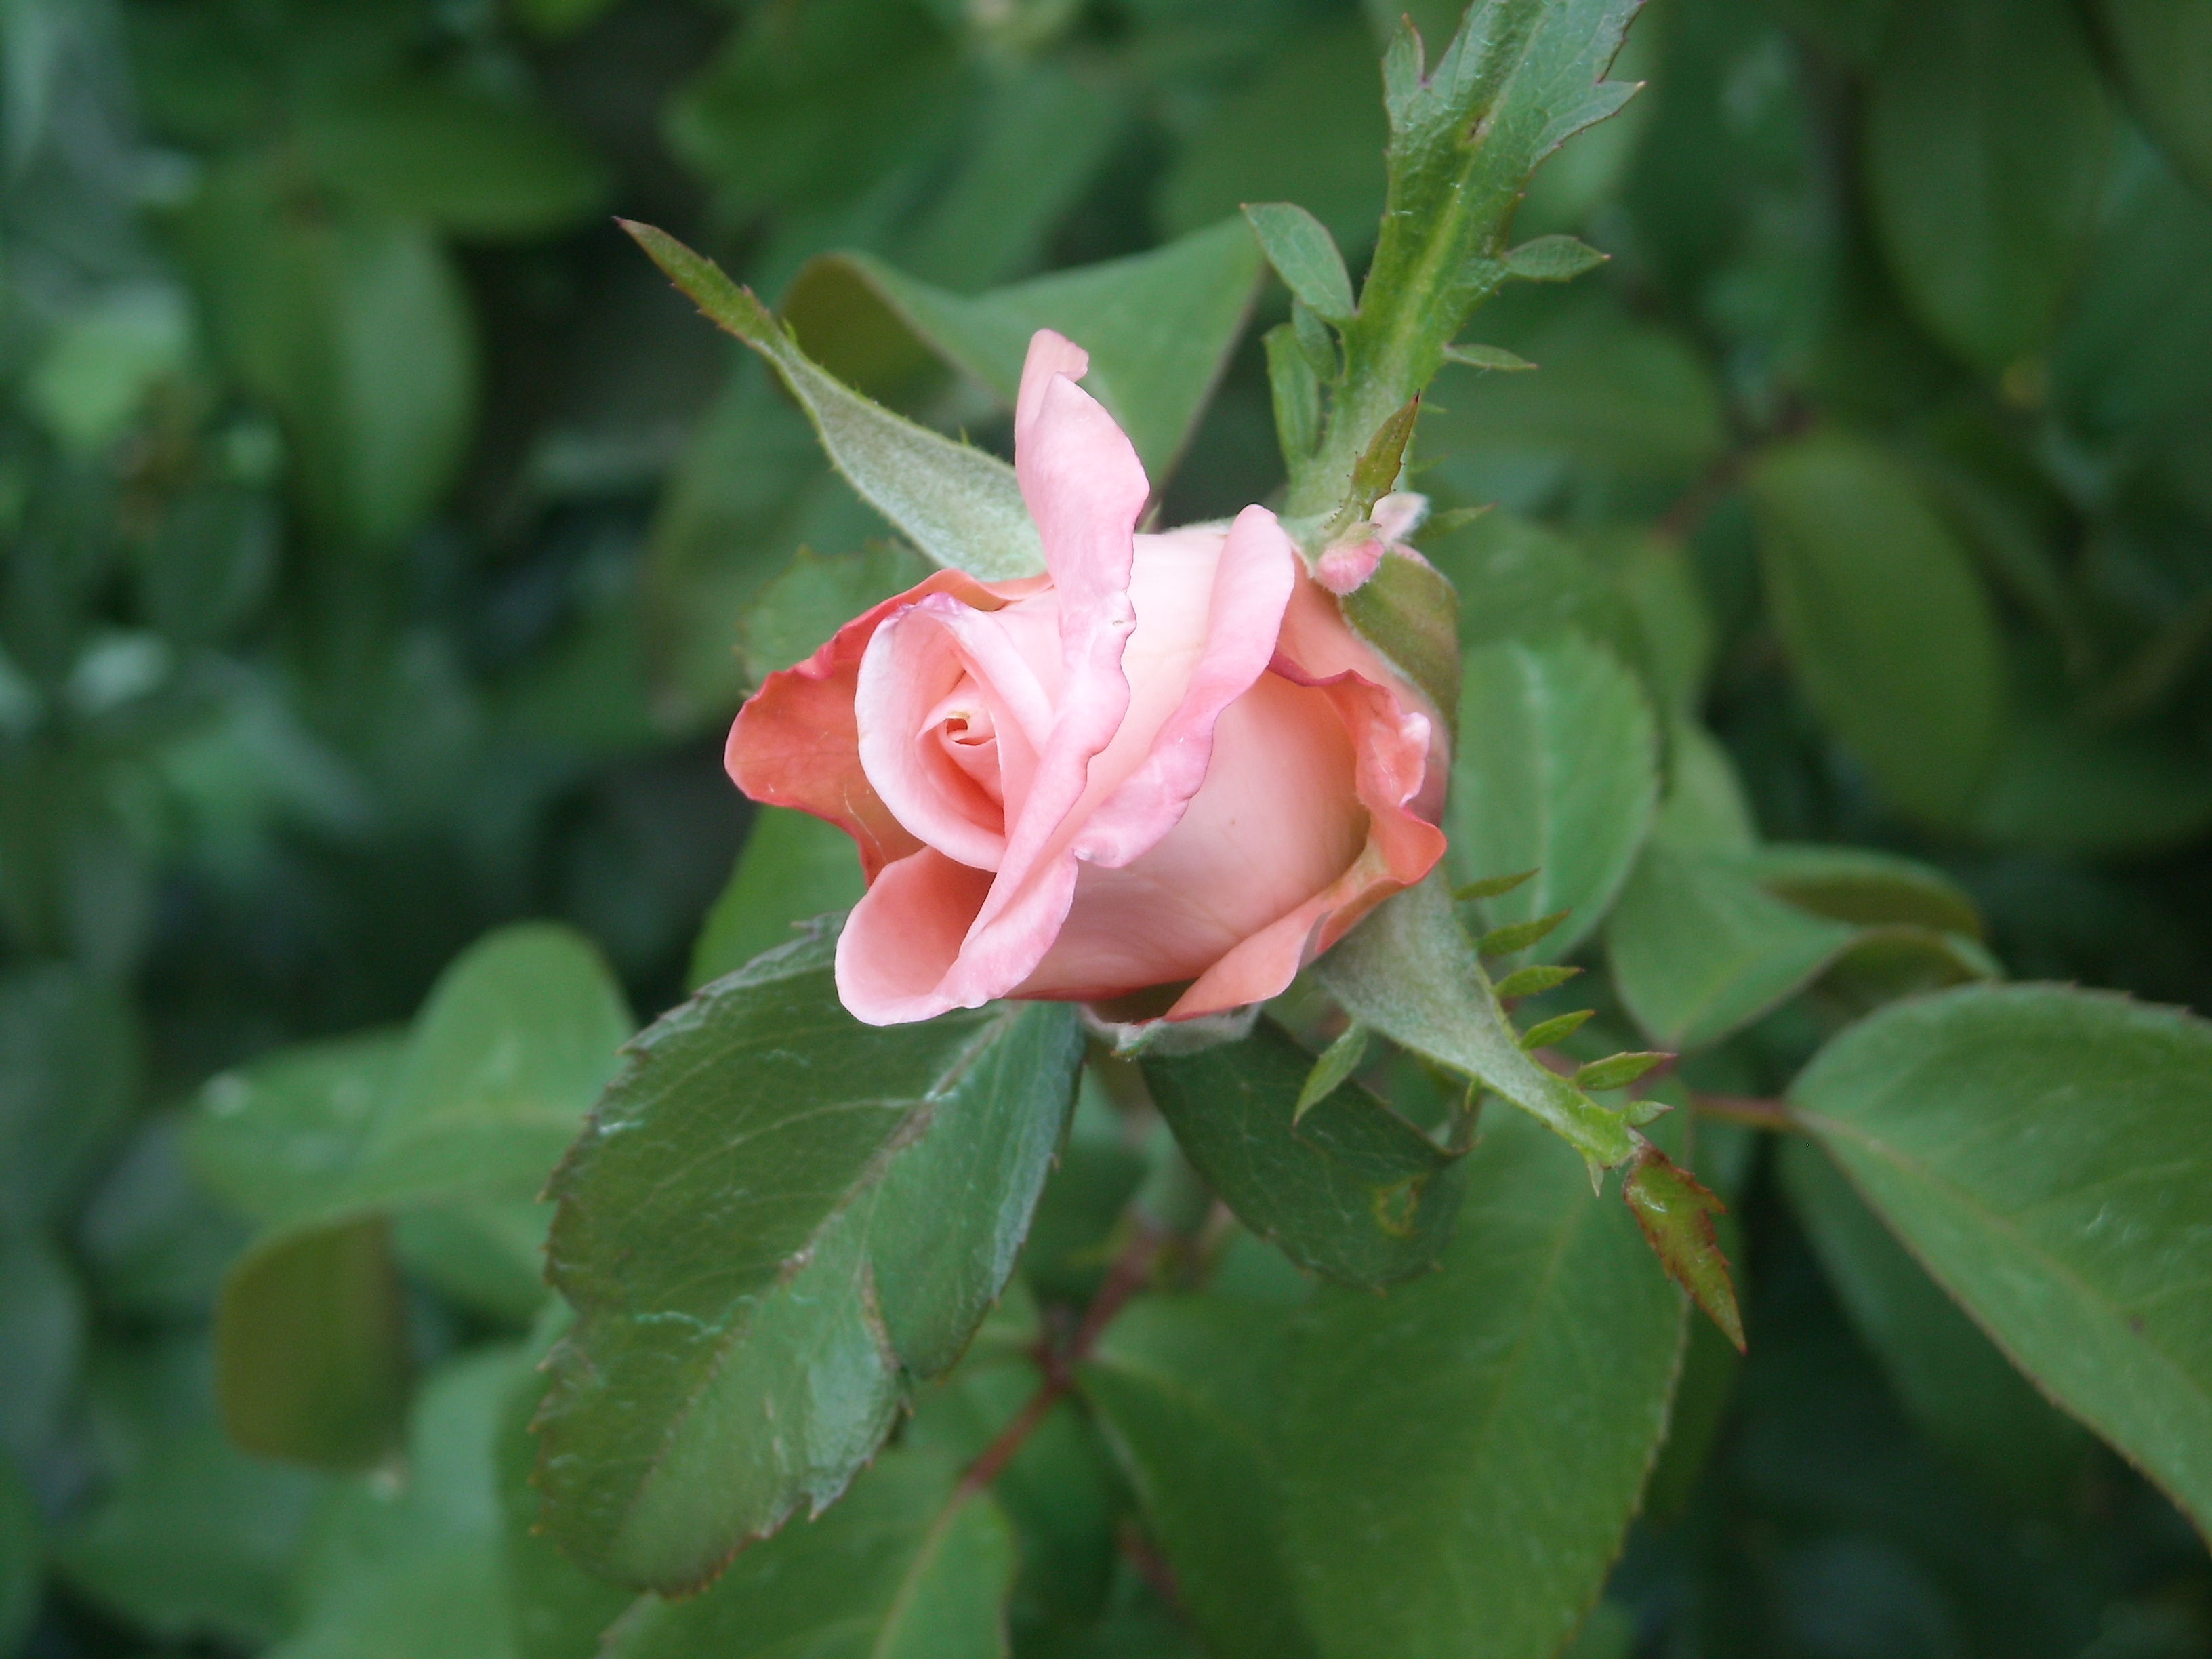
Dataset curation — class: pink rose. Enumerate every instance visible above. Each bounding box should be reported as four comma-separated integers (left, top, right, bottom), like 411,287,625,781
726,329,1447,1027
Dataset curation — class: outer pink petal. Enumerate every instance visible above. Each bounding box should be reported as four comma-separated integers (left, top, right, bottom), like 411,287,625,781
836,333,1153,1017
1165,665,1445,1021
1073,504,1300,869
835,849,996,1025
726,567,1027,882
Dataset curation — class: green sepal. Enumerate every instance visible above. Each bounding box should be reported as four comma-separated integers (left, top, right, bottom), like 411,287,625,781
1441,342,1538,371
1493,963,1582,999
1501,234,1607,282
1479,909,1570,956
1329,395,1420,537
1574,1051,1669,1092
1294,1021,1373,1124
1621,1139,1744,1351
1455,867,1539,901
1340,548,1463,735
1518,1009,1595,1051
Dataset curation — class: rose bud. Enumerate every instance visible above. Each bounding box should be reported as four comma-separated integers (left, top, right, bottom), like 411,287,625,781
726,329,1447,1027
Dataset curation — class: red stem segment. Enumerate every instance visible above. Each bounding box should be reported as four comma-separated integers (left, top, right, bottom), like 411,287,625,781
958,1221,1166,1496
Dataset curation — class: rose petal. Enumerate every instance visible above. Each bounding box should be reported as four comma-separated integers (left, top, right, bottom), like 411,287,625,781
830,333,1152,1017
726,567,1020,881
1074,504,1301,869
855,590,1063,871
835,848,996,1026
1019,669,1364,998
1165,663,1444,1021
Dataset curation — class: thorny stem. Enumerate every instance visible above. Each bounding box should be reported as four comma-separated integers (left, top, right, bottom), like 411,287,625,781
956,1220,1168,1496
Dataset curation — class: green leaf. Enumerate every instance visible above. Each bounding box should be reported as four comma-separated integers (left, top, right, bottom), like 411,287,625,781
1620,1141,1742,1350
184,164,476,550
903,1349,1119,1648
1970,708,2212,856
1605,842,1890,1052
1143,1020,1467,1288
54,1336,325,1647
1777,1139,2091,1509
1244,201,1357,323
623,221,1044,582
0,1222,83,1463
1080,1297,1318,1659
785,217,1265,485
1289,0,1645,516
269,1348,538,1659
203,926,632,1463
2091,0,2212,201
1574,1051,1666,1092
598,1448,1015,1659
371,924,634,1200
1419,296,1729,510
689,806,867,989
1494,962,1582,998
1479,909,1570,956
0,964,140,1226
1265,322,1325,462
642,370,886,729
497,1325,638,1659
1456,867,1538,901
1441,341,1538,371
1501,233,1607,281
737,542,932,685
1647,716,1758,856
1864,0,2112,369
1318,876,1635,1168
1449,634,1660,962
1747,432,2006,825
1156,17,1390,254
214,1216,411,1468
1519,1008,1595,1050
1738,844,1985,938
0,1456,37,1658
1790,985,2212,1536
535,923,1082,1589
1293,1021,1370,1123
1277,1107,1687,1659
300,81,609,239
1610,844,2008,1052
2052,138,2212,440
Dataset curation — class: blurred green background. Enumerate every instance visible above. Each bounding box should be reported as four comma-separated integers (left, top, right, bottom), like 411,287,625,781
3,0,2210,1654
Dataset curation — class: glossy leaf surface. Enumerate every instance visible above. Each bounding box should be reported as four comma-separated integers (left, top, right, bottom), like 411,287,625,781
535,924,1082,1589
1448,632,1660,962
1081,1297,1317,1659
787,217,1263,484
1792,985,2212,1534
1143,1020,1466,1288
1864,0,2111,369
1778,1138,2091,1509
1277,1107,1687,1659
1748,433,2005,827
598,1449,1015,1659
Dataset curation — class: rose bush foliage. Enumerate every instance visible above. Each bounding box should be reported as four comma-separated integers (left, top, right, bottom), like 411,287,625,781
7,0,2212,1656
